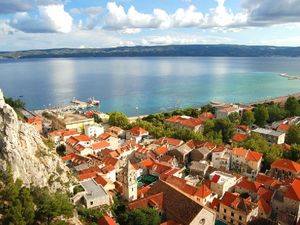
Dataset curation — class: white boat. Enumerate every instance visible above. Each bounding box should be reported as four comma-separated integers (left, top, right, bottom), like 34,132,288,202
88,97,100,106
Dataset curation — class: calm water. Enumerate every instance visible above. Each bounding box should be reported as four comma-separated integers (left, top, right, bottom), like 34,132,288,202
0,57,300,116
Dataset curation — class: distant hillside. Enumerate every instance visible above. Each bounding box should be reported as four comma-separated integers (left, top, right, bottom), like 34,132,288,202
1,44,300,59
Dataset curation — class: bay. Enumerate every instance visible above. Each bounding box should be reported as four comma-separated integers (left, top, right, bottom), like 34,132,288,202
0,57,300,116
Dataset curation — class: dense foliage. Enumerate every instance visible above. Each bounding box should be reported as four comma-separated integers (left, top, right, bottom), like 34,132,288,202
0,168,73,225
286,125,300,145
108,112,130,128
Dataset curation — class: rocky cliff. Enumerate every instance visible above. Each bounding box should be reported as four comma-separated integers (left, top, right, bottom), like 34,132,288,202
0,89,72,191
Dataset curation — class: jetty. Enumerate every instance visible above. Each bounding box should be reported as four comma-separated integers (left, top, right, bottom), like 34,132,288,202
279,73,300,80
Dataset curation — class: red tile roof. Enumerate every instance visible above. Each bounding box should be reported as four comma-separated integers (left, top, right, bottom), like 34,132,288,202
271,159,300,174
257,187,273,202
245,150,263,162
236,179,262,193
232,133,248,142
155,146,168,155
129,126,149,136
98,216,117,225
277,124,290,132
92,141,110,150
27,117,43,124
79,166,101,175
137,186,151,198
255,174,281,189
199,112,215,120
74,134,91,142
160,220,182,225
194,185,212,199
211,174,220,183
258,198,271,214
128,192,164,210
78,172,97,180
166,115,204,128
155,137,183,146
284,178,300,201
94,175,108,187
232,147,247,157
140,158,155,168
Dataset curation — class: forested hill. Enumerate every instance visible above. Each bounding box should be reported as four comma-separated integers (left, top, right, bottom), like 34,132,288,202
1,44,300,59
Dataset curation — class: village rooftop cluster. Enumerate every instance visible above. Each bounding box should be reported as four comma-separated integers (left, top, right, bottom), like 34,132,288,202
23,98,300,225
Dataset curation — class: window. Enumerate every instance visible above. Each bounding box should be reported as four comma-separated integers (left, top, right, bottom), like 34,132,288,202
231,212,234,217
239,216,242,220
90,201,93,205
230,219,234,223
224,209,226,213
223,216,226,220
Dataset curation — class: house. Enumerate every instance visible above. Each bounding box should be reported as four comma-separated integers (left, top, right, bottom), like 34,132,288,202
27,116,43,133
94,174,115,192
255,174,282,190
48,129,80,145
155,137,184,149
209,171,238,197
252,128,285,144
50,112,95,131
211,147,231,171
165,176,216,205
77,179,110,208
91,141,110,154
144,179,217,225
270,159,300,180
232,133,248,143
65,135,93,155
84,124,104,138
189,161,209,177
165,115,205,132
98,132,120,150
190,142,216,161
215,105,241,119
271,178,300,224
126,126,149,143
107,126,125,137
231,147,262,178
217,192,258,225
277,123,290,133
257,198,272,219
235,178,262,201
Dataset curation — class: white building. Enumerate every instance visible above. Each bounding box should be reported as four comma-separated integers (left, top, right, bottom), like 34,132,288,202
78,179,110,208
209,171,238,197
252,128,285,144
211,147,231,171
85,124,104,138
215,105,241,119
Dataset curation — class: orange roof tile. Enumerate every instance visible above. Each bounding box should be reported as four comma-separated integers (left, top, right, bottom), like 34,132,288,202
129,126,149,136
232,147,248,157
257,187,273,202
128,192,164,210
194,185,212,199
236,178,262,193
94,175,108,187
98,216,117,225
246,150,262,162
74,134,91,142
160,220,182,225
258,198,272,214
79,166,101,175
137,186,151,198
27,117,43,124
232,133,248,142
92,141,110,150
166,116,204,128
284,178,300,201
199,112,215,120
140,158,155,168
155,137,183,146
271,159,300,174
156,146,168,155
78,172,97,180
277,124,290,132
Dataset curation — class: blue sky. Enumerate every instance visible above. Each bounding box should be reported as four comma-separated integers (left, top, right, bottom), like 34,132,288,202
1,0,300,51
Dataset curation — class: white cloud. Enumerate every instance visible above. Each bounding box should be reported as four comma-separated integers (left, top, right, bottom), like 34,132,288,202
103,1,247,32
10,4,73,33
0,0,32,14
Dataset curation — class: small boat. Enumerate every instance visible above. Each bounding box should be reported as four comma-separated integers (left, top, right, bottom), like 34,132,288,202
279,73,288,77
88,97,100,106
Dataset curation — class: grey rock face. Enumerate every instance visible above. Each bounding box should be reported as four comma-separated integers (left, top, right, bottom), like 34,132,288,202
0,90,71,191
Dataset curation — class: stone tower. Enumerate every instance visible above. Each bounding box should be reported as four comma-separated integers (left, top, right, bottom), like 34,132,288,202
122,161,137,202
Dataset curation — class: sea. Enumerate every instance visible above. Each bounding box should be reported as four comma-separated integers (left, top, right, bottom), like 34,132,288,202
0,57,300,116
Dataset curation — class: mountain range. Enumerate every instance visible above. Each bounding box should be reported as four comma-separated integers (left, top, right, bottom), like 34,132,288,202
1,44,300,59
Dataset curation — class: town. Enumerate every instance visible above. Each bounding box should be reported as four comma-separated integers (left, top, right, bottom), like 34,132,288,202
20,95,300,225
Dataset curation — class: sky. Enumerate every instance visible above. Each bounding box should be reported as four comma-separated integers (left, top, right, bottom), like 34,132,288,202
1,0,300,51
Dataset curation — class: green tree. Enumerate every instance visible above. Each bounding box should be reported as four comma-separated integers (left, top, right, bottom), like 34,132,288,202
228,112,241,125
286,125,300,144
108,112,129,128
283,144,300,162
241,111,255,126
122,208,161,225
254,106,269,127
93,114,102,124
56,144,66,156
285,96,300,116
200,104,215,113
214,118,235,143
3,199,26,225
267,104,286,122
19,187,35,225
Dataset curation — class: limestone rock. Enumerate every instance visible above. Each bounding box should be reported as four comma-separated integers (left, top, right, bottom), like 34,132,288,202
0,89,72,191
